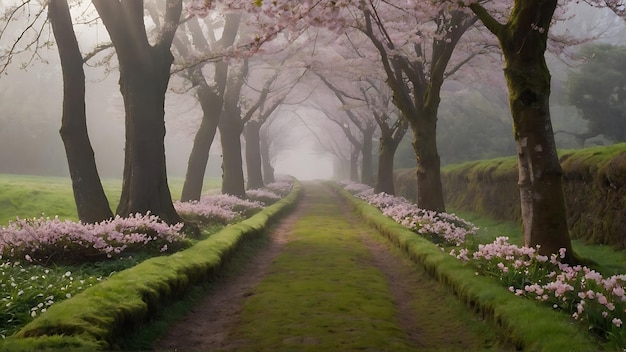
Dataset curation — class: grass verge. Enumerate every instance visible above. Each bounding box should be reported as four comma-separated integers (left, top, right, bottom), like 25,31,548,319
333,185,600,351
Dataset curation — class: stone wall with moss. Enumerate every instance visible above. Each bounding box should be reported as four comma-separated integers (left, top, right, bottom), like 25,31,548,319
394,143,626,248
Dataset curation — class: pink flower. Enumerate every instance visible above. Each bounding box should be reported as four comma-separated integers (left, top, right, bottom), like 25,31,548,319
612,318,622,327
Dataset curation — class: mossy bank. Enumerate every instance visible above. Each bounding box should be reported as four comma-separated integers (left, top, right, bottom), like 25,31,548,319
395,143,626,249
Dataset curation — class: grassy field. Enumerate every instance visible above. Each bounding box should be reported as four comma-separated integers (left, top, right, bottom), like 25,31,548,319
0,174,220,225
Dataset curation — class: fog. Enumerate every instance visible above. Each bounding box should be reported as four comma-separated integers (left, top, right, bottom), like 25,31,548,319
0,42,331,181
1,2,626,185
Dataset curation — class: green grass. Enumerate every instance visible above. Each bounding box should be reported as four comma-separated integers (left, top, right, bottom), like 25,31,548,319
0,174,220,224
224,183,500,351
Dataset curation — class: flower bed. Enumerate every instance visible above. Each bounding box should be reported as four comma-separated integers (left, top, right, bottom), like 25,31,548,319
0,179,293,340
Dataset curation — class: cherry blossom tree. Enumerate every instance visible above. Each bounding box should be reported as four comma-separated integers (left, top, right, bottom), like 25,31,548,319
364,80,407,195
344,1,481,211
168,12,242,202
313,72,378,186
456,0,576,261
243,65,302,189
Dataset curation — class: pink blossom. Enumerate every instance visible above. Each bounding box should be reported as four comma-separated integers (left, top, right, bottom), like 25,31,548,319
613,318,623,327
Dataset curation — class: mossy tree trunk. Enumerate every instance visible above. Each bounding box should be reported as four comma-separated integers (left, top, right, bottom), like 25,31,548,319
93,0,183,225
470,0,574,260
410,111,444,211
49,0,113,223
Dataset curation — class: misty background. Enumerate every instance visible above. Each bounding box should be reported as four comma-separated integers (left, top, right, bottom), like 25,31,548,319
1,2,625,183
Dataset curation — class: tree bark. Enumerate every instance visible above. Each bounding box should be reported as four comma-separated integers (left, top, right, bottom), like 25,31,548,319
218,60,248,197
361,124,376,186
49,0,113,223
180,62,227,201
260,127,275,183
374,119,408,195
350,145,360,182
470,0,574,261
412,108,445,211
179,14,240,201
244,120,264,189
219,111,246,197
93,0,183,225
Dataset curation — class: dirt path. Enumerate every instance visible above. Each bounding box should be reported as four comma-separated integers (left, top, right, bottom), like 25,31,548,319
153,182,501,351
152,188,309,351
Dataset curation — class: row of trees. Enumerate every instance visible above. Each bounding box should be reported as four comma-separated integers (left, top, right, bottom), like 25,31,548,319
3,0,625,261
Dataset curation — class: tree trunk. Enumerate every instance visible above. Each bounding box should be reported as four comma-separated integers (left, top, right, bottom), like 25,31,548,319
179,14,240,201
244,120,264,190
93,0,183,225
350,146,360,182
260,128,275,183
49,0,113,223
180,108,219,201
361,125,375,186
375,135,398,195
180,63,227,201
494,0,574,260
115,53,181,225
219,112,246,197
411,115,445,212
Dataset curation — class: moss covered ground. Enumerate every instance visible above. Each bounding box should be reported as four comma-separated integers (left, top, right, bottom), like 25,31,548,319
208,182,503,351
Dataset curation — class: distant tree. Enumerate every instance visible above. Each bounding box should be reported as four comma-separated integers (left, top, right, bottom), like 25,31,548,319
243,72,286,190
355,4,479,212
170,13,241,202
314,73,377,186
362,80,408,195
49,0,113,223
568,43,626,143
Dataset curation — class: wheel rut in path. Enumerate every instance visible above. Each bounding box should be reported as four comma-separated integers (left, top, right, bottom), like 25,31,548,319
153,181,501,351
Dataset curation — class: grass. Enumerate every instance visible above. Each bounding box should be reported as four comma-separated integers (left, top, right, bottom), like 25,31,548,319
222,183,501,351
0,174,220,224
